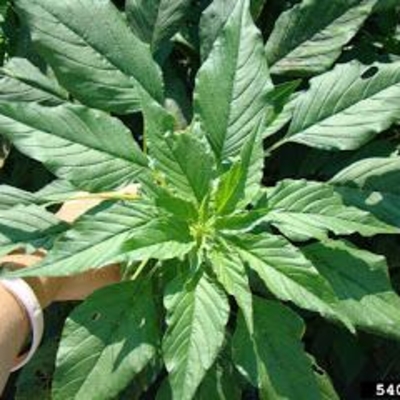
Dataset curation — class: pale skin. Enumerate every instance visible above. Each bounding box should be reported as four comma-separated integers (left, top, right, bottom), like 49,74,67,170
0,197,122,394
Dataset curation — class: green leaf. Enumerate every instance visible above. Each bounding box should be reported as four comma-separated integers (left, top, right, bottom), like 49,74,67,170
0,185,39,210
0,57,67,105
307,354,340,400
126,0,191,52
194,0,273,164
153,186,198,221
15,0,164,114
0,102,149,192
160,131,214,204
330,157,400,227
303,240,400,340
233,297,321,400
264,179,398,241
265,0,377,76
227,232,352,329
285,61,400,150
163,271,230,400
199,0,236,61
119,357,163,400
262,90,302,140
210,242,253,333
0,205,67,253
122,216,195,262
215,207,269,234
53,281,160,400
142,96,214,204
250,0,267,19
34,180,79,204
214,131,261,214
263,80,301,138
195,361,241,400
5,201,159,277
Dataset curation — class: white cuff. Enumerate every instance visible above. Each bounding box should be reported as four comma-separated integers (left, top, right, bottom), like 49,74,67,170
1,278,44,371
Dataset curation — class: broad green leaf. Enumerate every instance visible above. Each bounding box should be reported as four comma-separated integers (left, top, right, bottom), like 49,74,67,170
215,207,269,234
265,0,377,76
5,201,158,277
226,233,352,329
156,378,173,400
153,186,198,221
263,80,301,137
214,131,260,214
285,61,400,150
210,242,253,333
34,180,80,204
195,362,241,400
163,271,230,400
233,298,320,400
15,0,164,114
303,240,400,340
163,60,192,127
142,96,214,204
126,0,191,52
0,185,39,210
53,281,160,400
250,0,267,19
122,216,195,262
194,0,273,164
0,205,66,253
308,354,340,400
330,157,400,227
199,0,236,60
262,90,302,140
0,102,149,192
264,179,398,241
119,357,163,400
0,58,67,105
154,130,215,203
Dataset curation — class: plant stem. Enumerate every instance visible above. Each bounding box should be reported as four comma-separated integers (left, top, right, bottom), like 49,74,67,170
131,258,149,281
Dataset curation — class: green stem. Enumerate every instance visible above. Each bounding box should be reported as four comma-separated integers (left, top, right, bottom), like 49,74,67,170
131,258,149,281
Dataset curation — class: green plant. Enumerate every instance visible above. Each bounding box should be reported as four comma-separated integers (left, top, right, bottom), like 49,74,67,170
1,0,400,399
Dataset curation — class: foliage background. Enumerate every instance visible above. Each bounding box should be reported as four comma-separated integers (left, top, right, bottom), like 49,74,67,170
1,0,400,399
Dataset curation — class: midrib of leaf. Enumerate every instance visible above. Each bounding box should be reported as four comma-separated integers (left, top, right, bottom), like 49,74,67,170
201,1,265,161
224,36,265,160
288,65,400,138
218,9,241,161
30,1,161,104
179,290,203,387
